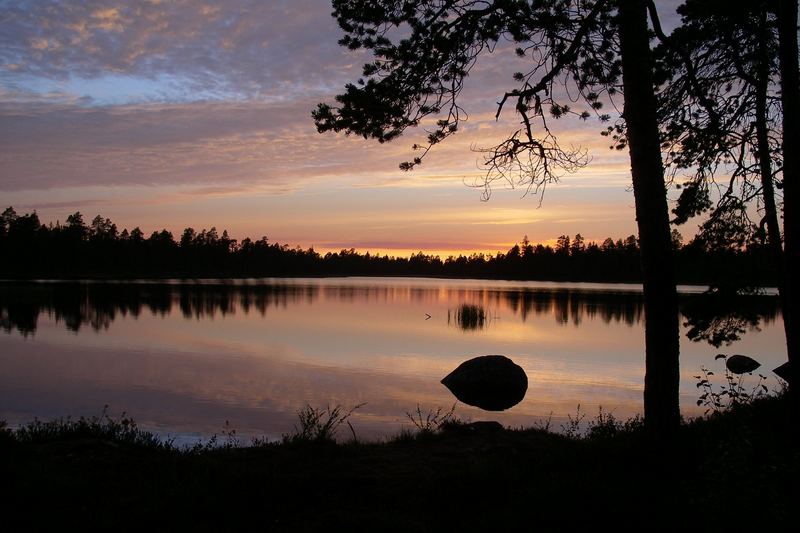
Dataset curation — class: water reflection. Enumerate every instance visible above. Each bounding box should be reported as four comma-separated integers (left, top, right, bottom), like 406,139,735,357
1,281,781,337
505,289,646,326
0,282,319,336
449,304,489,331
681,290,780,347
0,279,786,441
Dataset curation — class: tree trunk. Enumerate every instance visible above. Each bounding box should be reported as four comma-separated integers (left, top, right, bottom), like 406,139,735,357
777,0,799,412
754,10,785,317
618,0,681,435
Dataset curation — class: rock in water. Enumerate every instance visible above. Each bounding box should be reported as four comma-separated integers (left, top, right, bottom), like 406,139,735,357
725,354,761,374
773,361,792,384
441,355,528,411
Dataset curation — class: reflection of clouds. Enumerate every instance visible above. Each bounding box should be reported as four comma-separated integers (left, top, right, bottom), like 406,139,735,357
0,328,650,441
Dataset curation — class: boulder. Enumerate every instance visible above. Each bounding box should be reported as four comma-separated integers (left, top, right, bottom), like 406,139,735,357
725,354,761,375
441,355,528,411
773,361,792,384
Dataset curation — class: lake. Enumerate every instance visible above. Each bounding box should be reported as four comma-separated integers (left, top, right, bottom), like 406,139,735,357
0,277,787,443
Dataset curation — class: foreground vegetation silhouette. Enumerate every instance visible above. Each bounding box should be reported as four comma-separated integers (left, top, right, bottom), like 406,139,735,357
1,392,794,530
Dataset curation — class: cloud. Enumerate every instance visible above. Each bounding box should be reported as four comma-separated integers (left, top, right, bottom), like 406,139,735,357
0,1,647,195
0,0,360,100
0,0,685,109
0,93,633,193
0,98,378,190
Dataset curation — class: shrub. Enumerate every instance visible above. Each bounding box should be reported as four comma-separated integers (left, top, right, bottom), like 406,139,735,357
695,355,771,415
283,403,364,444
12,406,171,449
405,403,458,434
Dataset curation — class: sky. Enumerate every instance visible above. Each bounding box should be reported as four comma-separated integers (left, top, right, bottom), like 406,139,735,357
0,0,687,257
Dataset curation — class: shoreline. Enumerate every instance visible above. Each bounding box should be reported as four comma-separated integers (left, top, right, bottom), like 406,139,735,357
0,275,782,295
2,394,793,529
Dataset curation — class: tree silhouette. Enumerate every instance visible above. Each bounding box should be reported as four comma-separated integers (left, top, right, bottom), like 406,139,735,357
0,205,773,284
776,0,799,407
0,206,17,238
655,0,797,407
65,212,87,242
663,1,782,244
314,0,688,434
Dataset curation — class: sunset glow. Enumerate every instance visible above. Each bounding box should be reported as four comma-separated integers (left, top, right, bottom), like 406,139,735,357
0,0,686,254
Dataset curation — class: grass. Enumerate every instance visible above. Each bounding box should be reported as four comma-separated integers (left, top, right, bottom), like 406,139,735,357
405,403,459,434
1,395,796,530
283,403,365,444
9,406,171,449
449,303,487,330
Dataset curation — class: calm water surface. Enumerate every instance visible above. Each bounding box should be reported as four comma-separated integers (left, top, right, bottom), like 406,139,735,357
0,278,786,442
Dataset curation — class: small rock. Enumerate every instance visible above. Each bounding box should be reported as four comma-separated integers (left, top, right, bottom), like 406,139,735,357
442,421,504,434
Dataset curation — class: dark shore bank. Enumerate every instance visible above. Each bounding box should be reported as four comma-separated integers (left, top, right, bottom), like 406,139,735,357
2,394,796,531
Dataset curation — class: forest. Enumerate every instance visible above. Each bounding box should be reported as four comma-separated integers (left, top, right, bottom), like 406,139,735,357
0,206,777,285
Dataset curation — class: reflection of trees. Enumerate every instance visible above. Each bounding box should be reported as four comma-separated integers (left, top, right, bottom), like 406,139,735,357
0,298,38,336
448,304,487,331
0,282,781,340
681,291,781,347
0,282,319,335
501,289,645,326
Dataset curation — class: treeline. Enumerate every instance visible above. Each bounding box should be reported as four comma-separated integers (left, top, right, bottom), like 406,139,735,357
0,207,778,285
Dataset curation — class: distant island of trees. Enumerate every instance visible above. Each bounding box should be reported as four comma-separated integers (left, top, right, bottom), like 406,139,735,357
0,207,778,286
